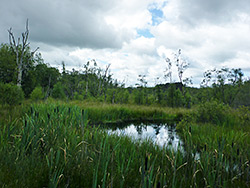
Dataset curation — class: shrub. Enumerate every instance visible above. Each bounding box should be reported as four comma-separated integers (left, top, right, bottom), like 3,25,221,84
30,86,44,101
51,82,66,99
73,92,83,100
0,82,24,105
196,100,232,125
236,106,250,126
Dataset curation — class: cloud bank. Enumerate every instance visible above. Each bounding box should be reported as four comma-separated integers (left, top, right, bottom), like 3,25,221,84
1,0,250,87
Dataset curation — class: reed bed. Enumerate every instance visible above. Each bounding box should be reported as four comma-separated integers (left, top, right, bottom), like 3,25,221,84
0,102,249,187
70,100,189,123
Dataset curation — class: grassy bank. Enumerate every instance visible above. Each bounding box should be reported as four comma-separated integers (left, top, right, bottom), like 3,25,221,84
50,99,190,123
0,101,249,187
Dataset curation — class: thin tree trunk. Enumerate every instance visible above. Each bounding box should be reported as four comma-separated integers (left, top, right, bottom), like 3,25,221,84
8,19,38,88
85,81,88,99
99,64,111,96
112,91,115,104
44,75,51,100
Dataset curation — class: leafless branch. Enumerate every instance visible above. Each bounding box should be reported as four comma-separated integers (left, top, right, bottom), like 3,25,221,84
7,19,39,87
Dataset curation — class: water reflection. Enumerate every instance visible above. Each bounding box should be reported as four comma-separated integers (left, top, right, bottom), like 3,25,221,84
105,121,183,151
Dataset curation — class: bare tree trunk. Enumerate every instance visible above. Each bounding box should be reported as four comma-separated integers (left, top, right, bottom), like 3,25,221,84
98,77,102,95
99,64,111,96
16,47,21,87
8,19,38,87
44,75,51,100
112,91,115,104
85,81,88,99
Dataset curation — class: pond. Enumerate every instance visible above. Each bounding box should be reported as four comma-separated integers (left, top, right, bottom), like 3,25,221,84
104,121,184,151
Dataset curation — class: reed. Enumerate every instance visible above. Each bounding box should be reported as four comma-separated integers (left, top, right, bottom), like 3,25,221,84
0,101,249,187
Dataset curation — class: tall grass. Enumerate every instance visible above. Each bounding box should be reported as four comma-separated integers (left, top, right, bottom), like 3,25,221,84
70,100,189,124
0,102,249,187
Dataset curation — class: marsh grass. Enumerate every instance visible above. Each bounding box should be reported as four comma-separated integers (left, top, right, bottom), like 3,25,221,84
0,102,249,187
70,100,189,124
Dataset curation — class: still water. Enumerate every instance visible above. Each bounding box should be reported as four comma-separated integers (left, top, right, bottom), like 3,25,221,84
105,121,183,151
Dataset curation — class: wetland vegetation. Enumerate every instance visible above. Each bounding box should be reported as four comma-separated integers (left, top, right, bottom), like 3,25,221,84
0,101,249,187
0,26,250,187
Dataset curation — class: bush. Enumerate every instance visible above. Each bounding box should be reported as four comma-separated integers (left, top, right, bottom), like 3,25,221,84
196,100,232,125
30,86,44,101
0,82,24,105
236,106,250,126
51,82,66,99
73,92,83,100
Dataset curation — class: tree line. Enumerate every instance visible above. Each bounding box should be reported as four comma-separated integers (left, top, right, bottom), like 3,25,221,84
0,20,249,107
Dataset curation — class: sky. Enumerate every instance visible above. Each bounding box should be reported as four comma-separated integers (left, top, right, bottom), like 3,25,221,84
1,0,250,87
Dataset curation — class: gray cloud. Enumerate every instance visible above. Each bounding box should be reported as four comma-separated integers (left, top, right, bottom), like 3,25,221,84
1,0,250,87
178,0,250,26
0,0,127,49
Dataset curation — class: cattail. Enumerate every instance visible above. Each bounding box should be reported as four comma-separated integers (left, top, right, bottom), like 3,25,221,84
47,113,50,120
204,144,207,151
231,142,234,148
68,107,71,114
40,138,45,156
196,145,200,152
25,120,27,127
145,156,148,171
189,126,191,133
54,108,56,113
157,182,161,188
237,148,240,156
82,109,84,117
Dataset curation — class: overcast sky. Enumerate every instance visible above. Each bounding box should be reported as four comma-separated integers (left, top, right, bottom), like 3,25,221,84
1,0,250,87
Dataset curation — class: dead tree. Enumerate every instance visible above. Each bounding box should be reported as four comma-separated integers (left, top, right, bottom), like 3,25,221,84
175,49,188,84
164,57,172,83
8,19,39,87
99,63,111,96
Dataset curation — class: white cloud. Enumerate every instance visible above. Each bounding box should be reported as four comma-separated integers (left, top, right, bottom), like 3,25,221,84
1,0,250,87
0,0,128,48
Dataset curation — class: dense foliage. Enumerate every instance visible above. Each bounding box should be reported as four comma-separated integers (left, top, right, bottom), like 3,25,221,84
0,82,24,105
1,42,249,108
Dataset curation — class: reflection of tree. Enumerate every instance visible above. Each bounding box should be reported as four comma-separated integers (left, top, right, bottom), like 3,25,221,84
167,123,176,145
136,123,146,135
104,122,131,130
105,121,182,149
152,124,161,135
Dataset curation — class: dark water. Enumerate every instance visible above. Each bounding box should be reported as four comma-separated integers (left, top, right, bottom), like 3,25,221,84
105,121,183,151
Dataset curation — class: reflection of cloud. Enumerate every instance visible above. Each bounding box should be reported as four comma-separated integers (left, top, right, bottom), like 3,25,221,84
107,123,183,151
156,127,169,143
124,125,138,136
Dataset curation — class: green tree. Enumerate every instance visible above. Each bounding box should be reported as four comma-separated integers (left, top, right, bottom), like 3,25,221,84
52,82,66,99
0,83,24,105
30,86,44,101
34,61,60,98
166,85,175,107
201,67,244,105
133,89,144,105
232,80,250,107
134,75,148,105
0,44,16,83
